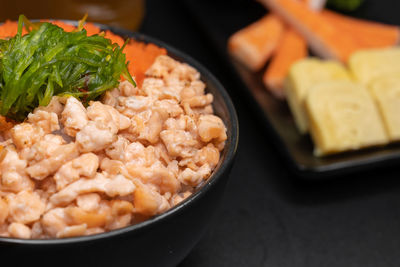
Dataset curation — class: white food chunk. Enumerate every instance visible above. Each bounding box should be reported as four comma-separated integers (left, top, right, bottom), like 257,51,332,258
50,173,135,206
61,97,88,137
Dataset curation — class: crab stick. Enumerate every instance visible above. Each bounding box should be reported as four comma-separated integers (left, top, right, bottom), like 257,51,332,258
228,14,285,71
263,28,307,98
259,0,360,62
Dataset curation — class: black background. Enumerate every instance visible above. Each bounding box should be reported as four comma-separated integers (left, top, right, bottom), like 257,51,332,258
141,1,400,266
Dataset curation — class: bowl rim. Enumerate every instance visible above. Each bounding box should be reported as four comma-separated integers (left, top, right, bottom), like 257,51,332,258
0,21,239,245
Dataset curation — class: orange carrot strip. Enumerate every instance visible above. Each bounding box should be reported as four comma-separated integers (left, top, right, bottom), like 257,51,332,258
321,10,399,48
263,27,307,98
259,0,360,62
228,14,285,71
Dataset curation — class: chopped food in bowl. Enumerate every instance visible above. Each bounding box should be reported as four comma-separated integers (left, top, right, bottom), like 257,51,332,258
0,16,228,239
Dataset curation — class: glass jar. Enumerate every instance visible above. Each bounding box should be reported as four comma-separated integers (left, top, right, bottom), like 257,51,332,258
0,0,145,31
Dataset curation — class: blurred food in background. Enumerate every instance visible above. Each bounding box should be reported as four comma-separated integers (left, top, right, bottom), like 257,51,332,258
228,0,400,156
0,0,145,30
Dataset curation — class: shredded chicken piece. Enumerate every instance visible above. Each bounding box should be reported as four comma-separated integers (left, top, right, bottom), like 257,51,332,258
0,147,34,193
41,96,64,115
65,206,108,228
61,97,88,137
197,114,227,143
170,191,193,206
20,134,65,163
31,221,44,238
0,198,8,224
124,142,152,166
87,101,130,133
54,153,99,190
26,143,79,180
182,94,213,108
57,224,87,238
50,173,135,206
133,181,170,216
100,158,125,175
178,164,212,186
105,136,129,161
117,96,154,117
141,77,166,99
106,200,134,230
8,222,32,239
41,208,68,237
126,162,181,194
102,88,120,107
119,80,139,97
76,193,101,212
76,121,116,153
128,109,164,144
194,143,220,169
10,123,44,150
7,190,46,224
160,129,198,158
28,110,60,134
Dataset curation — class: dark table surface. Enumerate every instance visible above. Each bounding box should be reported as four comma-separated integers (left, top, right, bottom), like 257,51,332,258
141,0,400,266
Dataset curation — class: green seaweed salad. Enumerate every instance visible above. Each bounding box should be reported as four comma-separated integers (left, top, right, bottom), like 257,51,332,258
0,15,135,121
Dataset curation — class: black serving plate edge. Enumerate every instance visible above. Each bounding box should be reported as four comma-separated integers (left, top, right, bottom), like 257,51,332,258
181,1,400,180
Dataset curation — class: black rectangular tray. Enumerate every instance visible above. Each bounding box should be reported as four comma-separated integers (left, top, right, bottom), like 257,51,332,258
182,0,400,179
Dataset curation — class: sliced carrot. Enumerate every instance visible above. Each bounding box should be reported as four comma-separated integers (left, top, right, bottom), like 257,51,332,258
259,0,360,62
228,14,285,71
322,10,399,48
263,27,307,98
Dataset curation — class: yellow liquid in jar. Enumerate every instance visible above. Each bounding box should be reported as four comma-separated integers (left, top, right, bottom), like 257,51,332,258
0,0,145,31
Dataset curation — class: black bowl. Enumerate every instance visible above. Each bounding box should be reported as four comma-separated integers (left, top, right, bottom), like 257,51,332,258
0,24,239,267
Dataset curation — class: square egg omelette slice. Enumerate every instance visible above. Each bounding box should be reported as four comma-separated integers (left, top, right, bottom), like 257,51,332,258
349,47,400,85
369,76,400,141
306,81,388,156
285,58,351,134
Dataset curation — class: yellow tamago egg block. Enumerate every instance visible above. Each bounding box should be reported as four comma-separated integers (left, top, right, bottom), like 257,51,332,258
285,58,351,134
369,75,400,141
349,47,400,85
305,81,389,156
